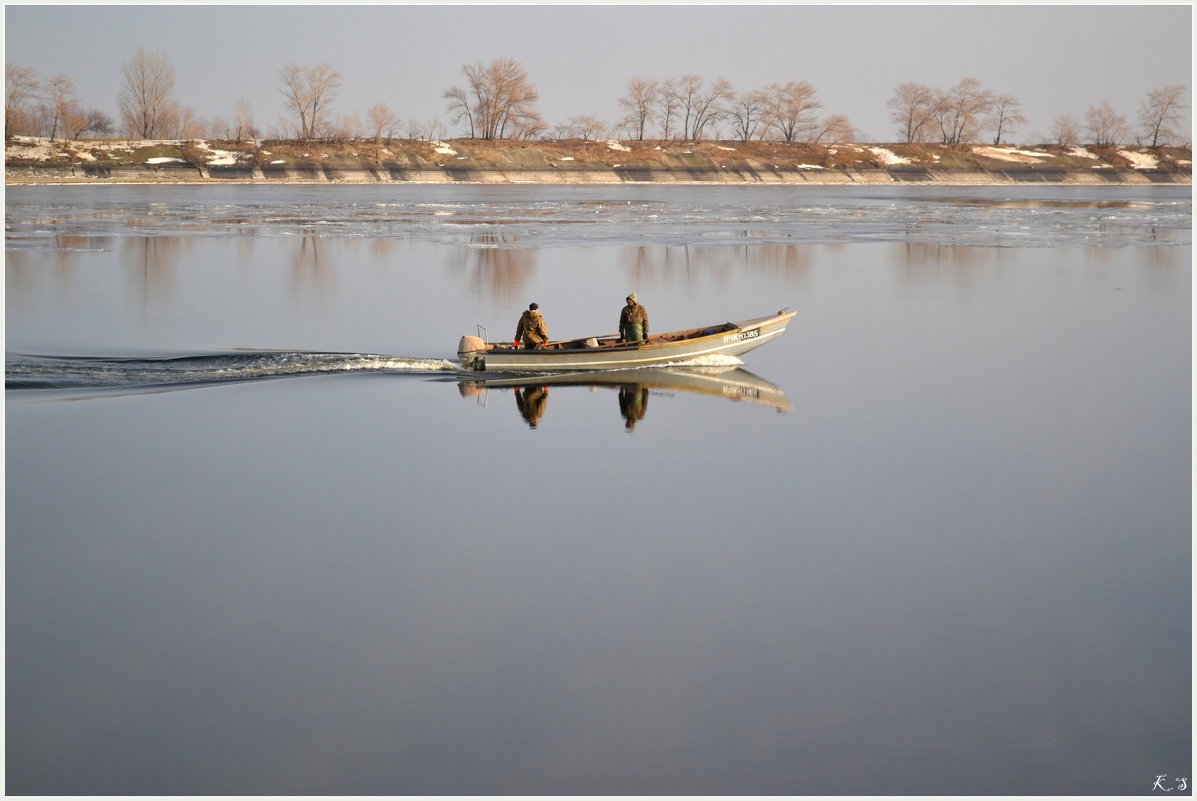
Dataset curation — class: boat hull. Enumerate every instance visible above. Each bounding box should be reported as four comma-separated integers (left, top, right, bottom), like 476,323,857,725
458,310,796,372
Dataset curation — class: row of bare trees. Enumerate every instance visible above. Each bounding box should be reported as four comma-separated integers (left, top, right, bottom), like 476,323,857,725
6,51,1190,148
1050,87,1188,148
440,64,854,144
610,76,853,144
888,78,1188,147
6,49,256,143
889,79,1014,145
5,63,112,141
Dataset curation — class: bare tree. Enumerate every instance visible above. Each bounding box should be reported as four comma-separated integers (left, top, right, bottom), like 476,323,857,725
233,97,257,143
269,114,295,140
1137,84,1188,147
988,93,1027,145
443,57,542,140
66,108,113,140
931,78,993,144
405,117,428,140
366,103,400,143
41,74,79,141
764,81,823,142
552,115,607,140
677,75,707,138
406,117,446,141
6,63,39,138
205,116,228,139
1051,113,1081,146
655,78,681,139
669,74,734,140
277,63,342,141
726,89,769,142
887,82,934,143
1085,101,1128,147
508,114,547,141
812,114,856,145
118,48,177,138
617,76,658,140
442,86,474,137
332,111,362,141
695,79,735,139
171,104,204,139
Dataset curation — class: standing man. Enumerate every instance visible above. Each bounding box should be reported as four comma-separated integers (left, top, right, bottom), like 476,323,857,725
619,292,649,344
514,302,549,349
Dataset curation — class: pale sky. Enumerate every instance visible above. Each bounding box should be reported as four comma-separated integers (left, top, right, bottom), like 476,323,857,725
4,3,1192,143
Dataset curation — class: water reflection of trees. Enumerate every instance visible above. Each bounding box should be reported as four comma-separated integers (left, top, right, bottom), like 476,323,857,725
121,236,182,311
291,234,338,307
890,239,1190,302
8,236,115,285
459,231,539,302
620,240,823,287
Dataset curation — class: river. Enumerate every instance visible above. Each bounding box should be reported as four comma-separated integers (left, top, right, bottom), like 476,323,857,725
5,183,1191,795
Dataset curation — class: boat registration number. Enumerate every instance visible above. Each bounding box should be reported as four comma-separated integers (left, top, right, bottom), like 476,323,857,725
723,327,760,343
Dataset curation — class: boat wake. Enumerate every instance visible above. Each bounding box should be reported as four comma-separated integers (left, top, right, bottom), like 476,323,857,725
6,351,460,391
664,353,745,368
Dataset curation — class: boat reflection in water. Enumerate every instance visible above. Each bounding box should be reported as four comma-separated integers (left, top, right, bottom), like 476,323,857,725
458,365,792,431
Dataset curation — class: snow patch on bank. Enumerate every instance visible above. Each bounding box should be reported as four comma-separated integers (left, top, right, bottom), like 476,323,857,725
868,147,911,165
6,136,57,161
1119,150,1159,169
971,146,1052,164
191,141,239,165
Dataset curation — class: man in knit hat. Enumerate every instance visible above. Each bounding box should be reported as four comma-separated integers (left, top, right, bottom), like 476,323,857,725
619,292,649,344
514,302,549,349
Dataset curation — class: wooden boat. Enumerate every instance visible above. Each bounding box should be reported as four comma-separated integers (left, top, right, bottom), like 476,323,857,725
457,309,796,372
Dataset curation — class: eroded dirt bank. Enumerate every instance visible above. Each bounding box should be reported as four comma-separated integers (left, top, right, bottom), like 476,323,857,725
6,137,1191,185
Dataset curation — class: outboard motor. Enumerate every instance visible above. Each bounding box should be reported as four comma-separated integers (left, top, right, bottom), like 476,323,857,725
458,335,487,370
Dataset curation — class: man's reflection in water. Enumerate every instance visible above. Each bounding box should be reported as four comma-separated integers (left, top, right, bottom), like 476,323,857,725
618,384,649,432
510,383,648,432
514,386,549,429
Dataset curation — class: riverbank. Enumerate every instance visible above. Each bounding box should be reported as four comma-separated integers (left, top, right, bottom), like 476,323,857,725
6,137,1191,186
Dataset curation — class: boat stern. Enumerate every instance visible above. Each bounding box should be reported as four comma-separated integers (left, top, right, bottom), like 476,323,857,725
458,335,487,371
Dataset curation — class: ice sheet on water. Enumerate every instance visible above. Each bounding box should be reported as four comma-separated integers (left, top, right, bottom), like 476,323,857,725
4,186,1189,249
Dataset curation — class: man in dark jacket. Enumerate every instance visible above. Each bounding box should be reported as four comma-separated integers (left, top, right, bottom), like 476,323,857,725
514,302,549,348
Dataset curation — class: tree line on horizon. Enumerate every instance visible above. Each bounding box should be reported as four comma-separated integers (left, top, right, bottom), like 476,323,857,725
4,50,1190,151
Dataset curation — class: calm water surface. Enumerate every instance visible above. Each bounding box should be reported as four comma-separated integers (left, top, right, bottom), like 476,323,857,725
6,184,1191,795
